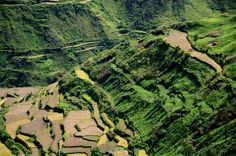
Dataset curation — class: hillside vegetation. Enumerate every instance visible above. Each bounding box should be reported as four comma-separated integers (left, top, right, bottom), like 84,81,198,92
0,0,235,155
58,13,236,154
1,0,235,87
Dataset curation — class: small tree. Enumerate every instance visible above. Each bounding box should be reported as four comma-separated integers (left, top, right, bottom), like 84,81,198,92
91,147,103,156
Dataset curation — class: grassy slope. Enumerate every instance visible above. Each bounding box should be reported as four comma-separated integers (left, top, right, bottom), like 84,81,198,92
59,13,236,155
122,0,213,30
1,0,234,87
0,2,105,51
0,0,235,155
188,13,236,78
0,1,109,87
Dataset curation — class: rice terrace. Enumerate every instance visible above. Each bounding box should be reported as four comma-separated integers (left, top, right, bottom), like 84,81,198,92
0,0,235,155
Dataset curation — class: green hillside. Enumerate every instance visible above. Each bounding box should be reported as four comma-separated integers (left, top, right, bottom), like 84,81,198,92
0,0,235,155
59,15,236,154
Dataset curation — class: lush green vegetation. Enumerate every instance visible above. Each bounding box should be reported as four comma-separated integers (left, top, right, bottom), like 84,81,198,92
188,14,236,78
0,0,235,155
0,1,109,87
58,23,236,154
1,0,235,87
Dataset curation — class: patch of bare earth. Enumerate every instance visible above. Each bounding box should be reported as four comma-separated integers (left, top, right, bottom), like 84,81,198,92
81,136,100,142
98,141,117,154
20,119,48,135
0,89,7,98
61,147,91,155
35,130,53,151
3,98,16,107
47,94,59,108
165,30,222,72
6,119,30,138
30,109,49,120
63,137,97,148
5,112,28,124
5,103,32,138
50,121,63,153
75,119,97,129
74,126,103,137
63,111,92,136
20,119,53,151
47,82,58,94
6,103,32,116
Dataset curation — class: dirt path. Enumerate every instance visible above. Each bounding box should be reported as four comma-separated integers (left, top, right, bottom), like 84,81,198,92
17,54,51,59
79,0,91,4
1,0,90,6
77,46,103,52
38,0,75,5
62,41,98,50
3,41,100,59
165,30,222,73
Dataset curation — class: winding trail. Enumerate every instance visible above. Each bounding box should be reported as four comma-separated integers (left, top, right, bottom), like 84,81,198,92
62,41,98,50
166,30,222,73
0,0,91,6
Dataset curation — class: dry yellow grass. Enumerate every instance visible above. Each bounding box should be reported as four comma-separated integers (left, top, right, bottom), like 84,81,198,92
101,113,115,130
97,134,108,146
18,54,51,59
16,134,36,148
47,112,64,122
103,126,110,134
166,30,193,51
112,150,129,156
0,142,12,156
116,119,134,137
63,41,97,49
115,135,128,148
190,51,222,72
0,99,6,106
79,0,91,4
138,150,148,156
6,119,30,138
75,69,94,84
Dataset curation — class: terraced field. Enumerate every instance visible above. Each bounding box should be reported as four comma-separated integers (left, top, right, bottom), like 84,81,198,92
0,142,12,156
0,79,134,155
0,0,235,155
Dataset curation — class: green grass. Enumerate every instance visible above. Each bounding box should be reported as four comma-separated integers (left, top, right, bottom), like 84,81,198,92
56,30,236,155
0,1,236,155
188,14,236,78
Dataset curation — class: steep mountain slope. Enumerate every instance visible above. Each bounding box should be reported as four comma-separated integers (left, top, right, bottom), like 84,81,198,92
58,13,236,155
0,3,104,51
0,0,235,155
0,0,235,87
